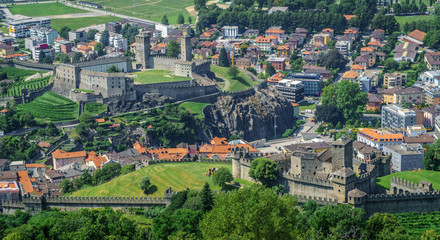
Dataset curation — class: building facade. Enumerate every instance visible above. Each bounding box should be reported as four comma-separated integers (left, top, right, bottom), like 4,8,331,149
382,105,417,134
383,144,424,172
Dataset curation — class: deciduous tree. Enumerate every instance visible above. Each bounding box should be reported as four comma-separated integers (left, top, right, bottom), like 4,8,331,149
213,167,233,190
249,157,278,187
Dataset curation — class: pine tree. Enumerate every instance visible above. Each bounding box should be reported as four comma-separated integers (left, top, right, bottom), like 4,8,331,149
177,14,185,24
188,16,192,24
218,48,229,67
162,15,169,25
200,182,214,212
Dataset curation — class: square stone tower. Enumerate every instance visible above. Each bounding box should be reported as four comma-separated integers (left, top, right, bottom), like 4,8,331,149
332,167,356,203
332,136,353,172
180,33,192,62
135,31,151,69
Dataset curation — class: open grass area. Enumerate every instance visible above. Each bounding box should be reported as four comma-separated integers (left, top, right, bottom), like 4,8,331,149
211,65,256,92
395,15,435,29
376,170,440,190
179,102,210,119
16,91,79,122
76,0,193,24
51,15,123,32
84,102,107,114
71,162,254,197
0,67,43,80
299,102,316,111
8,2,88,17
133,70,191,84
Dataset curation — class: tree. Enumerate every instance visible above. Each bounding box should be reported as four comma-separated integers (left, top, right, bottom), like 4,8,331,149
218,48,229,67
177,14,185,24
167,40,179,58
106,65,121,73
365,213,408,239
87,29,99,41
41,56,53,64
60,179,75,194
315,105,344,125
266,63,276,76
319,49,346,70
402,102,413,108
424,30,440,50
200,186,298,239
194,0,207,11
384,58,399,72
424,139,440,170
421,230,440,240
140,176,151,194
200,182,213,212
72,52,82,63
249,157,278,187
59,26,71,39
435,3,440,15
59,53,70,63
162,15,169,25
38,51,46,63
100,30,110,46
188,16,192,24
315,124,324,134
213,168,233,190
227,66,239,79
79,112,93,124
95,42,105,56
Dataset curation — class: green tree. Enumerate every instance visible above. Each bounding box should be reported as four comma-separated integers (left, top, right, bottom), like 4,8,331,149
60,179,75,194
200,186,298,240
140,176,151,194
249,157,278,187
218,48,229,67
95,42,105,56
162,15,169,25
106,65,121,73
188,16,192,24
319,49,346,70
167,40,179,58
177,14,185,24
194,0,207,11
421,230,440,240
213,167,233,190
365,213,408,239
315,105,344,125
384,58,399,72
316,124,324,134
266,63,276,76
227,66,239,79
100,30,110,46
424,30,440,50
59,53,70,63
79,112,93,124
87,29,98,41
38,51,46,63
200,182,214,212
42,56,53,64
72,52,82,63
59,26,71,39
402,102,413,108
424,139,440,170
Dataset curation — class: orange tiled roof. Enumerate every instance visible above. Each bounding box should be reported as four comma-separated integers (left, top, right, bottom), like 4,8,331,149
38,142,51,148
344,29,358,34
147,147,189,161
361,47,374,52
52,150,87,159
0,109,9,113
17,171,40,195
256,36,270,43
134,141,147,154
322,28,334,33
212,54,219,59
277,45,290,50
130,42,136,47
408,30,426,42
86,152,108,168
95,118,106,123
269,72,285,82
265,29,285,34
368,41,379,46
157,43,168,48
291,103,299,107
77,46,92,51
88,41,99,46
5,53,26,59
200,31,213,38
358,128,403,142
344,15,356,21
211,137,229,145
351,64,365,70
342,70,358,79
26,164,46,168
267,35,279,40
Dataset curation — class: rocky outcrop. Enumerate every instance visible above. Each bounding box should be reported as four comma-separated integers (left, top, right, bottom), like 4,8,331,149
106,93,174,113
203,87,294,141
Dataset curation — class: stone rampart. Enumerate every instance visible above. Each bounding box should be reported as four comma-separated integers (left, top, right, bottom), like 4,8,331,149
390,176,433,194
150,56,178,70
8,60,56,71
295,194,338,205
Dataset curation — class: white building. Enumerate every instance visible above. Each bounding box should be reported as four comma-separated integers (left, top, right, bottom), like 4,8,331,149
383,144,424,172
222,26,239,38
29,26,58,45
335,40,351,54
32,46,55,61
155,24,170,38
7,16,51,38
407,125,427,137
357,128,404,151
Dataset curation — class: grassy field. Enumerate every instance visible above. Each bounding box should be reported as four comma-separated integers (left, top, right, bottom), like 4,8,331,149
84,102,107,114
211,66,256,92
376,170,440,190
51,16,123,32
71,162,254,197
299,102,316,111
75,0,193,24
395,15,435,29
0,67,43,80
133,70,191,84
8,2,88,17
180,102,210,119
16,91,79,122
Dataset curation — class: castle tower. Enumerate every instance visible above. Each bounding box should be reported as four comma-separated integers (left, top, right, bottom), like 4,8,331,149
332,167,356,203
231,147,248,179
332,136,353,172
180,33,192,62
135,31,151,69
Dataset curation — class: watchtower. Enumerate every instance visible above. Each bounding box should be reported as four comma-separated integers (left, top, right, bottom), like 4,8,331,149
332,167,356,203
180,33,192,62
135,31,151,69
332,136,353,172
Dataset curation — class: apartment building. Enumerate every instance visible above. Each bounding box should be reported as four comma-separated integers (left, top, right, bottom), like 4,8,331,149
275,79,305,103
383,72,407,88
8,16,51,38
382,104,417,134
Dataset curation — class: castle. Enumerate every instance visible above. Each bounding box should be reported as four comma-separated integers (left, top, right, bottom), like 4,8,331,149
232,136,440,216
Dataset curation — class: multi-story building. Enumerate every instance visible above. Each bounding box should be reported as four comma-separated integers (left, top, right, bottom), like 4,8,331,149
382,104,417,134
255,36,271,52
379,87,424,105
287,73,323,96
371,29,385,43
312,34,330,47
0,44,14,58
222,26,239,38
267,56,286,71
29,26,58,45
366,93,382,112
109,34,128,52
8,16,51,38
419,71,440,85
52,150,87,170
275,79,305,103
422,105,440,127
32,44,55,61
54,39,72,53
335,40,351,54
406,125,427,137
105,22,122,34
425,52,440,71
383,144,424,172
265,28,285,42
383,72,407,88
357,128,404,151
0,181,20,201
435,115,440,139
344,27,359,40
424,86,440,106
68,30,87,42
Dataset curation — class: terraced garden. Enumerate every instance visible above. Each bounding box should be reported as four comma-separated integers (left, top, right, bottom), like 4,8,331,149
1,77,50,97
84,102,107,115
16,91,79,122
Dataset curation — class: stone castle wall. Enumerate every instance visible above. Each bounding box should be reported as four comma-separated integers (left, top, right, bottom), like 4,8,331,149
150,56,178,71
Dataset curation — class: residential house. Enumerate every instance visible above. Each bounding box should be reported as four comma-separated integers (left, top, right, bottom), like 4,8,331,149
268,6,289,14
353,141,381,162
366,93,382,112
419,71,440,85
0,44,14,58
382,105,417,134
425,86,440,105
255,36,271,52
351,64,365,73
69,30,87,42
361,47,375,55
199,137,258,160
243,29,259,38
211,54,219,66
335,40,351,54
404,134,434,145
52,150,87,170
378,87,424,105
404,29,426,46
383,72,407,88
54,39,72,53
302,51,321,65
344,27,359,40
29,26,58,45
425,52,440,71
322,28,334,38
357,128,404,150
294,28,308,38
371,29,385,43
303,65,331,79
265,28,285,42
422,105,440,127
268,72,285,85
85,151,110,169
277,45,290,56
236,57,252,70
342,70,359,82
312,34,330,47
267,56,286,71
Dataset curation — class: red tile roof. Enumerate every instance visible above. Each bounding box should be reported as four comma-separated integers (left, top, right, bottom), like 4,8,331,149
52,150,87,159
408,30,426,42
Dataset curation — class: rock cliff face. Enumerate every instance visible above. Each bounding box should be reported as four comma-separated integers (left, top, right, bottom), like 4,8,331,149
106,93,174,113
203,87,294,141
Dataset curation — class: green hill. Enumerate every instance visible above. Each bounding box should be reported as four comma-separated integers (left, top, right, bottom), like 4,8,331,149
376,170,440,190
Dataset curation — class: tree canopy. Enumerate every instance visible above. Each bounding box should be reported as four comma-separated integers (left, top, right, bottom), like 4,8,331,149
249,157,278,187
167,40,179,58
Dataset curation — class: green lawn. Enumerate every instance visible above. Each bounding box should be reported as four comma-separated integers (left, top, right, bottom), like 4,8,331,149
299,102,316,111
180,102,210,119
84,102,107,114
51,16,123,32
395,15,435,30
16,91,79,122
8,2,88,17
74,0,193,24
71,162,254,197
134,70,191,84
376,170,440,190
211,65,256,92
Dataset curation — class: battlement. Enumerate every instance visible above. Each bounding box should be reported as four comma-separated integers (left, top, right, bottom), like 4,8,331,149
367,191,440,201
152,55,179,60
41,195,167,204
282,172,333,187
295,194,338,205
390,176,433,194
